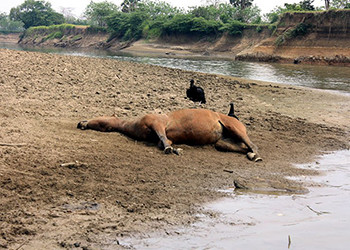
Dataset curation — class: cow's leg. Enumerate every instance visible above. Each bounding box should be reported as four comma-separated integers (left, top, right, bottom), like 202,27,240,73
234,135,262,162
141,114,181,155
218,120,262,162
150,123,177,154
77,116,118,132
218,137,261,162
215,139,261,161
216,138,261,162
232,135,261,162
215,139,249,153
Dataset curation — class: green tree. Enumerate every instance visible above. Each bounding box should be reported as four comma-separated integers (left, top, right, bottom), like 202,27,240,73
236,5,261,23
227,1,261,23
84,1,119,27
229,0,253,9
136,0,181,38
105,0,263,41
121,0,140,13
137,0,181,18
161,12,224,36
190,17,222,35
190,5,222,21
284,0,315,11
265,0,317,23
216,4,240,23
220,20,245,35
162,14,194,34
330,0,350,9
300,0,315,10
106,11,148,40
190,3,260,24
9,0,64,29
0,12,24,32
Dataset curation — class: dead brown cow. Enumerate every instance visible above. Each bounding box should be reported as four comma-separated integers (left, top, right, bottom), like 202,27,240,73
77,108,262,161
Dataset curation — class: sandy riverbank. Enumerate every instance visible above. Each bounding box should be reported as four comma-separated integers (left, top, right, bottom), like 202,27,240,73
0,48,349,249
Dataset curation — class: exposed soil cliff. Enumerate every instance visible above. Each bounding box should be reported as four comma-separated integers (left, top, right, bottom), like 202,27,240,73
236,10,350,66
121,27,272,59
18,26,111,49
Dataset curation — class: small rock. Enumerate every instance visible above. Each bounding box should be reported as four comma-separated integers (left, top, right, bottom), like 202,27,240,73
233,180,248,189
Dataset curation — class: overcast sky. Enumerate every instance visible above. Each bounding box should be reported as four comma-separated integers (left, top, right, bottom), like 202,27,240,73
1,0,325,17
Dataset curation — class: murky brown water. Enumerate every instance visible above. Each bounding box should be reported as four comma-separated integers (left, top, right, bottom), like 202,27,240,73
120,150,350,249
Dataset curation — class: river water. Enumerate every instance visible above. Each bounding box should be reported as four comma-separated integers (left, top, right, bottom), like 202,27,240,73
1,43,350,94
1,42,350,249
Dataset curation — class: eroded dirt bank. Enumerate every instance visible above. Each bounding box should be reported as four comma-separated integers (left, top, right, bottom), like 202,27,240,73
236,10,350,66
0,48,349,249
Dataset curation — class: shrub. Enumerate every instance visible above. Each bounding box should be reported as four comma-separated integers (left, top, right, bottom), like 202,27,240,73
275,22,311,46
25,24,76,36
42,31,63,42
221,20,245,36
190,17,223,35
143,23,162,39
291,22,311,36
162,14,193,35
107,11,148,41
86,25,107,33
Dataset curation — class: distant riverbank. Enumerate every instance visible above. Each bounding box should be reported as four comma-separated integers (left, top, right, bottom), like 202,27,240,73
0,11,345,66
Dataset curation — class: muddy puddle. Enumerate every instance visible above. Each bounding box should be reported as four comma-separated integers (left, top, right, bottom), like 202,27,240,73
120,150,350,249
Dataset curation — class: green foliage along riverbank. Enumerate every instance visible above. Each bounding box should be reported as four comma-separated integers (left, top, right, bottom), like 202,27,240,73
105,2,264,41
7,0,350,44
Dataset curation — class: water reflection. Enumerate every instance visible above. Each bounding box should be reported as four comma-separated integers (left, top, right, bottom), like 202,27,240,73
1,42,350,94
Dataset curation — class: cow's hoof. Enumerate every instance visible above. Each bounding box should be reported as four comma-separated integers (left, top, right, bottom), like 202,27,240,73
247,152,262,162
77,121,88,130
164,146,173,154
254,156,263,162
173,148,183,155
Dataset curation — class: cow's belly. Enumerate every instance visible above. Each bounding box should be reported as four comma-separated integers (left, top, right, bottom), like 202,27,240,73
165,109,222,145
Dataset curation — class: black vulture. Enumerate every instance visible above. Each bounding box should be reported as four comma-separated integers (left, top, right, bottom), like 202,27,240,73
186,79,206,104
